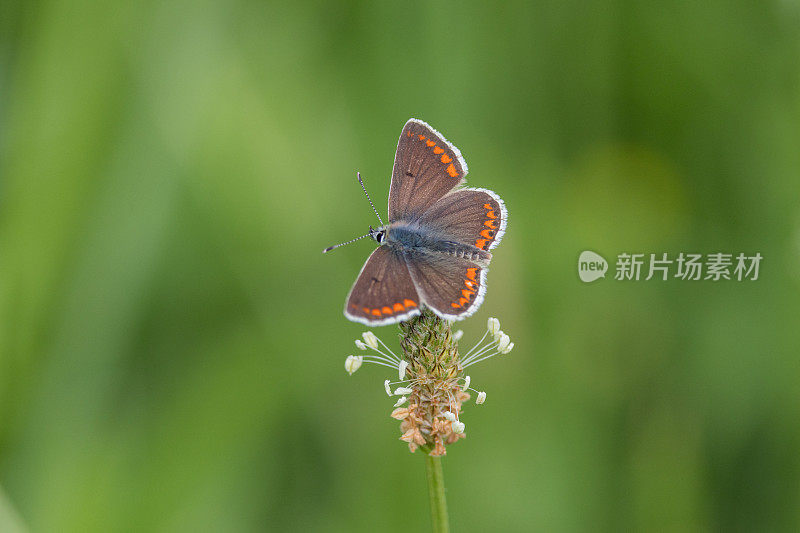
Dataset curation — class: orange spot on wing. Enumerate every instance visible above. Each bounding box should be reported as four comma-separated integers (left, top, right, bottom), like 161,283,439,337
403,299,417,308
393,302,404,312
441,154,452,164
426,140,435,147
486,210,497,219
475,239,487,249
446,163,458,177
465,280,475,289
433,146,444,154
466,268,477,281
484,220,497,229
362,307,370,313
484,203,492,209
462,289,474,298
371,309,382,317
458,297,469,306
407,131,412,137
382,306,392,315
451,302,461,308
480,229,494,239
418,134,426,140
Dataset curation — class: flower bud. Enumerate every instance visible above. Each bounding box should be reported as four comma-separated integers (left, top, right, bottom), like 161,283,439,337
462,375,471,391
487,317,500,336
476,391,486,404
394,387,413,395
344,355,363,375
393,396,408,407
384,380,392,396
452,421,465,434
452,329,464,342
355,339,367,350
442,411,457,422
501,341,514,355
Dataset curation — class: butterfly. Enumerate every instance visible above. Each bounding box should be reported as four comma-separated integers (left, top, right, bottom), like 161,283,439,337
327,118,507,326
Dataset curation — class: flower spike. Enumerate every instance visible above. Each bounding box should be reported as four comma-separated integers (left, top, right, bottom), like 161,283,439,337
344,310,514,455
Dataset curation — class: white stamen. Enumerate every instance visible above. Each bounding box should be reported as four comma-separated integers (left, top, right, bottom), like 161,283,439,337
394,387,413,395
476,391,486,404
443,411,457,422
398,360,408,380
487,317,500,336
393,396,408,407
384,380,392,396
452,329,464,342
462,375,471,391
358,357,397,370
452,421,465,434
493,329,504,344
362,331,379,350
344,355,363,375
463,329,490,359
355,339,367,350
501,341,514,355
497,333,510,353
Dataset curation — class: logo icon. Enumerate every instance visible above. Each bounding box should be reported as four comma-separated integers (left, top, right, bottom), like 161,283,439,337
578,250,608,282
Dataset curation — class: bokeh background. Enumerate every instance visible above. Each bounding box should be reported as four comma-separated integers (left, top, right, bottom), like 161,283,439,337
2,2,800,532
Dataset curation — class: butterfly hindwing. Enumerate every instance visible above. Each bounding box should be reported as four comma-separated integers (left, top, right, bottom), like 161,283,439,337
345,246,422,325
388,119,468,222
417,187,507,253
403,250,486,320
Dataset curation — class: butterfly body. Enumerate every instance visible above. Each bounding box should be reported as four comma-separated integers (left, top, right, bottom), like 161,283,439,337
380,223,492,266
342,119,507,326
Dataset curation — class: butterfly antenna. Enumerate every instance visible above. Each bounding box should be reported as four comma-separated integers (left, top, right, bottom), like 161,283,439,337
357,172,384,225
323,231,372,253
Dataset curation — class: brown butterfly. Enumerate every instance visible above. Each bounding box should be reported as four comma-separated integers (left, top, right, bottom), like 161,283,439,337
325,119,507,326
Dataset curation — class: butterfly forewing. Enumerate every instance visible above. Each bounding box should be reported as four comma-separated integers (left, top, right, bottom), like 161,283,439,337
417,188,507,253
345,246,422,325
388,119,468,222
402,250,486,320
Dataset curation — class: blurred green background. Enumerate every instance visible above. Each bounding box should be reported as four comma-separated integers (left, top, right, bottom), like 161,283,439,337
2,1,799,532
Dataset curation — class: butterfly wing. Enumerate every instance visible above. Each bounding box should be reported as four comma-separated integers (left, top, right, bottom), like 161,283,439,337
417,187,508,253
403,188,507,320
345,246,422,325
388,119,468,222
403,250,487,320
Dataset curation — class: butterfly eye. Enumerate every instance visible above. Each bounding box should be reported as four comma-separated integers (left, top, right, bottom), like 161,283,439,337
375,231,385,243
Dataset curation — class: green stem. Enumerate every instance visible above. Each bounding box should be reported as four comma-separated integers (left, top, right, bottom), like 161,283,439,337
424,454,450,533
